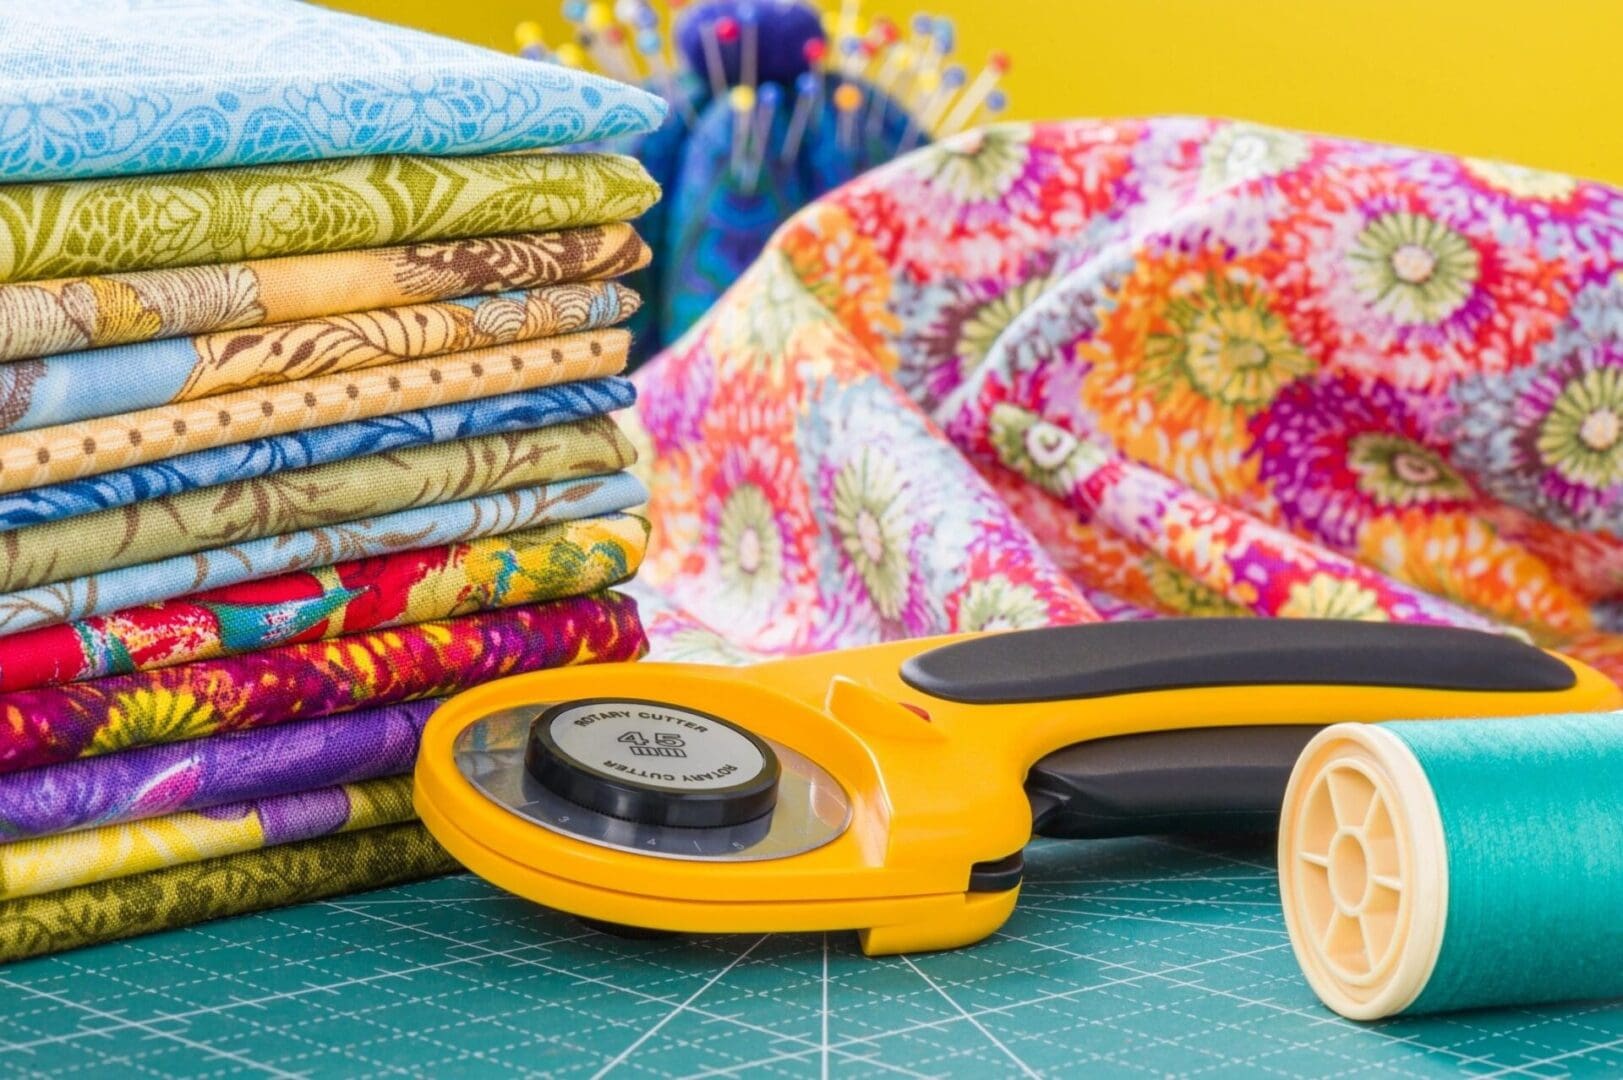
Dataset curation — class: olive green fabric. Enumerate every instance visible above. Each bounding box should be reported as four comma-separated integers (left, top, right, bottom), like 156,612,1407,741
0,153,659,284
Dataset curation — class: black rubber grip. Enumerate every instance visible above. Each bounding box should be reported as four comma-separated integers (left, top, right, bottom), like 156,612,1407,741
900,619,1575,704
1026,726,1321,838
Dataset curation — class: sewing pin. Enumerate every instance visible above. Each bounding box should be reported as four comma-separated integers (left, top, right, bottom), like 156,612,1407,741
940,51,1010,135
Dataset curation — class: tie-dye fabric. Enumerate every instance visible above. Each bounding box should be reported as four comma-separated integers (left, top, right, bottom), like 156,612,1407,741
0,379,638,533
0,472,645,636
0,514,648,693
0,223,650,364
0,0,665,183
0,775,416,900
0,282,637,434
0,328,629,494
629,119,1623,683
0,591,646,774
0,153,658,284
0,821,455,963
0,702,434,841
0,419,636,593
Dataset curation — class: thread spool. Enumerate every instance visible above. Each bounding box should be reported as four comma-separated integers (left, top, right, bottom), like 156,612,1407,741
1279,715,1623,1020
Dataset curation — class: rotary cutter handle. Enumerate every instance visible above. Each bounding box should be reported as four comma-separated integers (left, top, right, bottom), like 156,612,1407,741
414,619,1622,955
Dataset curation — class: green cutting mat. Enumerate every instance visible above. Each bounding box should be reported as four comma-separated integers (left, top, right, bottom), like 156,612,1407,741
4,835,1621,1078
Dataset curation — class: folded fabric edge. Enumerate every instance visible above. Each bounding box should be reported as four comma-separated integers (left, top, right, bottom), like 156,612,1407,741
0,775,419,901
0,473,649,637
0,153,662,286
0,222,653,364
0,378,639,535
0,415,640,594
0,512,650,693
0,821,458,964
0,699,441,843
0,281,645,434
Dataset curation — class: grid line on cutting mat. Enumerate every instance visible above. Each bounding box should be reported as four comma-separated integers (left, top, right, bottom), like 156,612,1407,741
3,837,1622,1078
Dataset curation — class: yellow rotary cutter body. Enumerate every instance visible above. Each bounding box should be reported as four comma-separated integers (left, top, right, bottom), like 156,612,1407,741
415,620,1620,955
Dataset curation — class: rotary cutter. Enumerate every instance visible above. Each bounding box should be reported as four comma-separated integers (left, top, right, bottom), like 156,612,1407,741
414,619,1621,955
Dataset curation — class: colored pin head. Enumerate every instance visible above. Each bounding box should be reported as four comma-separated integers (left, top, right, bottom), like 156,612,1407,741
555,42,587,67
561,0,587,22
989,51,1011,74
833,84,864,112
942,65,966,89
675,0,825,87
514,20,545,49
729,84,757,112
986,89,1008,112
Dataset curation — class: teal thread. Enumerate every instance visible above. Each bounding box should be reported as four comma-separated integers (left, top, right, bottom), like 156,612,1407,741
1384,714,1623,1014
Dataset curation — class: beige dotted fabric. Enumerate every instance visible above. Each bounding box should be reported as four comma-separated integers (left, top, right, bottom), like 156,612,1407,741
0,329,628,494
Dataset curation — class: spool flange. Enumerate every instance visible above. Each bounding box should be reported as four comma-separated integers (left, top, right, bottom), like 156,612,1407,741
1278,724,1450,1020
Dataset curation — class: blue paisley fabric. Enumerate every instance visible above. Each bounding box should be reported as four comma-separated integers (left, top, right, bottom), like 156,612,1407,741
0,0,667,183
0,378,638,533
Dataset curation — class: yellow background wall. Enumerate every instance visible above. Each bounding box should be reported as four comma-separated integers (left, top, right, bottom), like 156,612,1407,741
324,0,1622,183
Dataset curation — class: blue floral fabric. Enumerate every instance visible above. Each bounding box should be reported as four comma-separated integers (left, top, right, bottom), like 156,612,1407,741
0,478,648,636
0,0,666,183
0,378,637,533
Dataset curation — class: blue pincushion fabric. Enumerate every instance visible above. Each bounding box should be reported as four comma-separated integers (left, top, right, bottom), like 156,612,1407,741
0,0,668,182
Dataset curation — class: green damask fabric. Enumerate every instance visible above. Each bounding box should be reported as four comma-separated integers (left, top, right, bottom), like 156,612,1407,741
0,822,458,963
0,153,659,284
0,417,638,592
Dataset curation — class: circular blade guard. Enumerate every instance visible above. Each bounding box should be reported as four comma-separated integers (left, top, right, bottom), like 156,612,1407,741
453,705,852,862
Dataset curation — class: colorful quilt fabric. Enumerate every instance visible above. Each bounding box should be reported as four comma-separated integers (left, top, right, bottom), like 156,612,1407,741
0,821,456,963
0,378,638,533
0,775,415,901
0,282,638,434
0,0,665,183
0,223,650,364
0,152,659,285
0,328,630,493
0,591,647,774
0,701,434,841
0,473,647,636
0,419,636,593
630,119,1623,682
0,515,649,692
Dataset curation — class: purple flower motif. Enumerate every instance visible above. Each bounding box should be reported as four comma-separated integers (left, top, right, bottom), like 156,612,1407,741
1447,277,1623,532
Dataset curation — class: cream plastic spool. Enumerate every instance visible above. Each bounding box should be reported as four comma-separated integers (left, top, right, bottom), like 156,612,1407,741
1278,724,1450,1020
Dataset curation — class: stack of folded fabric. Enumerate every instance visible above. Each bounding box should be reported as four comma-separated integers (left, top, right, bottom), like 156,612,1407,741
0,0,666,961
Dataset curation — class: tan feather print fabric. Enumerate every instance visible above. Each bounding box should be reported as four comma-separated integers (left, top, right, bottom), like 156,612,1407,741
0,223,651,363
180,282,640,400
